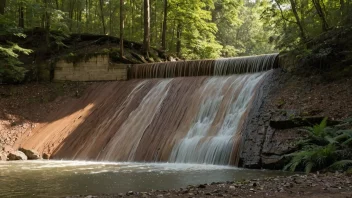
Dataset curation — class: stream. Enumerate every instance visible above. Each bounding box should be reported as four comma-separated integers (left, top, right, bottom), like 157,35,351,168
0,160,291,197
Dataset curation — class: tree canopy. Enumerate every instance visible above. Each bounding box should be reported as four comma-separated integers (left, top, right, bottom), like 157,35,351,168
0,0,351,83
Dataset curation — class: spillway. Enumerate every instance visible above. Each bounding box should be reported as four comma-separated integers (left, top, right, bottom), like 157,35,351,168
21,53,278,166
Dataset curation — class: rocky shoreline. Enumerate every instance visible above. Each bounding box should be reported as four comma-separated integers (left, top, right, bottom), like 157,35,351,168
68,173,352,198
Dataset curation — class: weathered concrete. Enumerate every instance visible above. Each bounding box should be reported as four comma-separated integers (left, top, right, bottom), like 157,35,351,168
54,55,128,81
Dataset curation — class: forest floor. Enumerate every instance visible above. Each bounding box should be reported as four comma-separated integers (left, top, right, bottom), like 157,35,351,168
69,172,352,198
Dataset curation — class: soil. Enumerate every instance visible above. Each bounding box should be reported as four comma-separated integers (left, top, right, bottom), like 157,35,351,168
0,82,90,157
270,73,352,120
68,173,352,198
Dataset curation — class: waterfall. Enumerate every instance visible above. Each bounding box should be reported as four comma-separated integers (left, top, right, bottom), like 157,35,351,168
168,73,266,164
130,53,278,78
21,54,278,166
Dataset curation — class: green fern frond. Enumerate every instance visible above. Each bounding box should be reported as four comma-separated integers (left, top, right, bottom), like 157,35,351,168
329,160,352,170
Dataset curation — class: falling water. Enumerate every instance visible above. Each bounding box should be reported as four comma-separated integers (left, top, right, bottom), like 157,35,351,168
21,54,278,166
130,53,278,78
169,73,266,164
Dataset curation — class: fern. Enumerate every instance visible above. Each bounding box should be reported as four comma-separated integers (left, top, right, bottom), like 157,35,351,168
284,144,337,173
329,160,352,170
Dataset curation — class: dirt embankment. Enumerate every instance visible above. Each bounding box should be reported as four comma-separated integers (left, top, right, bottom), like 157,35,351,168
68,173,352,198
0,82,90,159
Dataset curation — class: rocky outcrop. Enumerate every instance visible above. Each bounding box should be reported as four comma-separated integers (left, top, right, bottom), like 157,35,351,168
19,148,41,160
239,69,350,169
7,150,28,160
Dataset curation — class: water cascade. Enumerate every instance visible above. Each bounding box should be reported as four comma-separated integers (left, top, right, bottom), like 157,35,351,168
21,54,279,166
130,53,278,78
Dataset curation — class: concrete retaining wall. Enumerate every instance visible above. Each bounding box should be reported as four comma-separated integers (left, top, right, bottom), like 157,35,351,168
54,55,128,81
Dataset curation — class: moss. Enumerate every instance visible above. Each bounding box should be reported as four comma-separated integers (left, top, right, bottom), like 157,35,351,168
108,48,121,62
63,51,110,65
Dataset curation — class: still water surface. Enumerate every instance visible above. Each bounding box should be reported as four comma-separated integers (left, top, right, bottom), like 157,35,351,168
0,160,290,197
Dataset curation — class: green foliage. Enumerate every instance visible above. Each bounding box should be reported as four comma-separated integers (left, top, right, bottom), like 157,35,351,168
284,118,352,173
0,15,32,83
0,0,351,84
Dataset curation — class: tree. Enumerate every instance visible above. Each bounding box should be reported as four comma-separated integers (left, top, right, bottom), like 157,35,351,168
143,0,150,58
18,0,24,28
120,0,124,57
99,0,106,34
44,0,51,48
176,22,181,57
311,0,329,31
289,0,307,41
161,0,167,50
0,0,5,15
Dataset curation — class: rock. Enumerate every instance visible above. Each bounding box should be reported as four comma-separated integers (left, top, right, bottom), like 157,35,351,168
126,191,134,196
229,186,236,190
269,116,339,129
42,153,50,159
197,184,206,188
157,194,163,197
18,148,41,160
261,155,286,169
7,151,27,160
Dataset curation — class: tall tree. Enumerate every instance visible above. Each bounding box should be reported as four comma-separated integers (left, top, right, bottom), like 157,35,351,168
44,0,51,48
176,22,181,57
289,0,307,41
120,0,124,56
0,0,5,15
143,0,150,57
312,0,329,31
161,0,167,50
18,1,24,28
99,0,106,34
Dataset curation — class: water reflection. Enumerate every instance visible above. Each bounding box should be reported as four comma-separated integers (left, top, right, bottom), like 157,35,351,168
0,161,290,197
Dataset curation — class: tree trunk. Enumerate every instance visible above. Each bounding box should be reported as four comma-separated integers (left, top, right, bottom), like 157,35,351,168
55,0,59,9
120,0,124,57
143,0,150,58
69,0,75,31
312,0,329,31
161,0,167,50
176,22,181,57
44,0,51,48
131,0,134,40
18,1,24,28
99,0,106,34
109,0,112,35
85,0,89,31
0,0,6,15
340,0,345,17
289,0,306,41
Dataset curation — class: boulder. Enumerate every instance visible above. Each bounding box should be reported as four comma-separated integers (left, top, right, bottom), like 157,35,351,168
261,155,287,169
42,153,50,159
19,148,41,160
7,151,28,160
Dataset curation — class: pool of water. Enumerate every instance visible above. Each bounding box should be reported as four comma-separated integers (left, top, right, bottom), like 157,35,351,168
0,160,290,197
